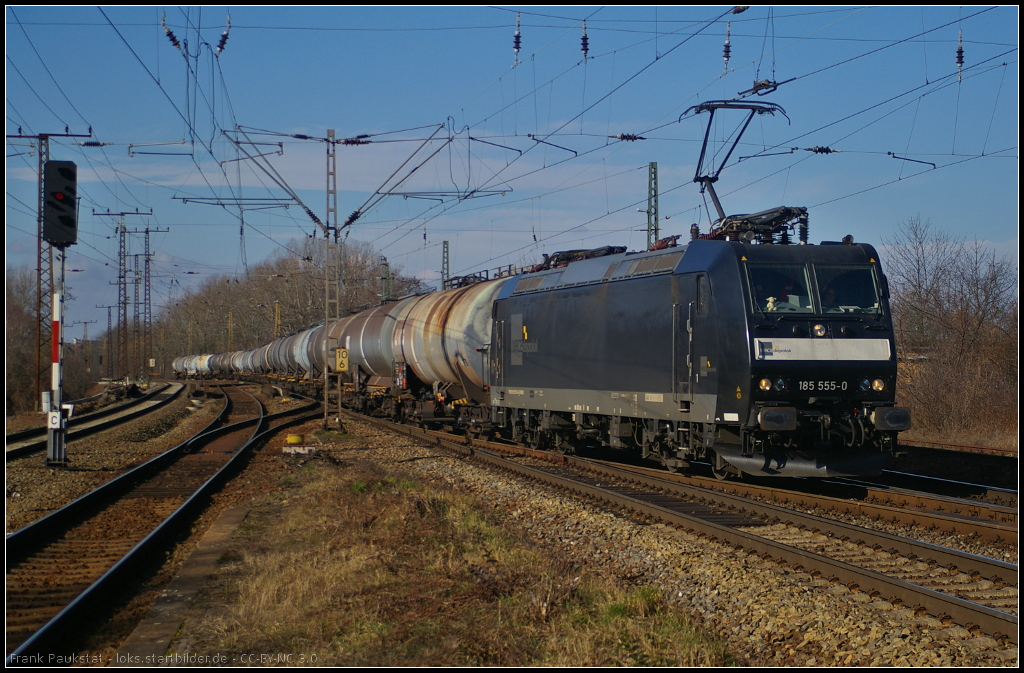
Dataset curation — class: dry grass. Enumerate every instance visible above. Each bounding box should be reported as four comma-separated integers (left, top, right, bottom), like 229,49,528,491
176,455,737,666
5,411,47,434
900,427,1018,452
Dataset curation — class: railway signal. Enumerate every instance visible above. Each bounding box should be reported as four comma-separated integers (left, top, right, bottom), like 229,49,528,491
41,160,79,465
43,160,78,247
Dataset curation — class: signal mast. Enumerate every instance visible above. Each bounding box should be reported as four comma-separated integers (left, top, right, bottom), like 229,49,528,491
41,160,80,466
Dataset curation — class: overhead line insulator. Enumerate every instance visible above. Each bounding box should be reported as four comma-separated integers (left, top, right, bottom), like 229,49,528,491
161,13,181,51
581,20,589,61
513,12,522,68
302,206,324,229
723,22,731,75
956,30,964,83
344,210,362,228
216,15,231,56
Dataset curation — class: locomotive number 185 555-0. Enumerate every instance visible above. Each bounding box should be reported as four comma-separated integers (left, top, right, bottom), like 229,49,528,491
798,380,848,392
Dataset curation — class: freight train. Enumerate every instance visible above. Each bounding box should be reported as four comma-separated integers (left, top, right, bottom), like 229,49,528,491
173,206,911,478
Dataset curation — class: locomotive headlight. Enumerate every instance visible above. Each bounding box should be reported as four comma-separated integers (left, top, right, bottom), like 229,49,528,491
812,323,827,337
871,378,886,392
759,378,772,391
774,378,787,392
859,379,871,392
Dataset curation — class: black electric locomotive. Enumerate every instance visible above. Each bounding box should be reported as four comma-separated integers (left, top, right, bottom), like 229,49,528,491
487,211,910,477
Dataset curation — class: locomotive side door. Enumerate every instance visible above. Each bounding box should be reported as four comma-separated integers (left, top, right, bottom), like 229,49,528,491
673,273,699,405
672,302,693,403
689,273,718,423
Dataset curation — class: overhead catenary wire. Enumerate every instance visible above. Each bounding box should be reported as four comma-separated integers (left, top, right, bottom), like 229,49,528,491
104,8,250,193
5,56,72,129
457,51,1015,275
99,9,238,208
96,7,325,277
7,7,1015,312
448,4,880,241
766,6,996,94
374,47,1007,270
736,47,1016,163
980,62,1009,155
710,61,1015,218
469,8,734,200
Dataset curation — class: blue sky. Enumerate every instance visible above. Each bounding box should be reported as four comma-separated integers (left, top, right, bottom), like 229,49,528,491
6,6,1018,339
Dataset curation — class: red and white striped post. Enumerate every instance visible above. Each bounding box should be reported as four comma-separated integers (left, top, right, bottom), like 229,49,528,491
46,249,68,466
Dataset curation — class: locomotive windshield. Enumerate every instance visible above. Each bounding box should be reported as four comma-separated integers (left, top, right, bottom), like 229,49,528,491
813,265,882,314
746,263,814,313
746,263,882,315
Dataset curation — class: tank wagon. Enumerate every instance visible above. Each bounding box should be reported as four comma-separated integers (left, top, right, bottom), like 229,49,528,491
174,211,910,478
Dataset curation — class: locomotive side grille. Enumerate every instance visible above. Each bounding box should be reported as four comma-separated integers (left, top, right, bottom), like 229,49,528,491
513,276,545,293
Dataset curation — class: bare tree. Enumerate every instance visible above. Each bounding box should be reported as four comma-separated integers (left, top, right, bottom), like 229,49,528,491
884,217,1018,445
6,266,38,414
148,238,428,373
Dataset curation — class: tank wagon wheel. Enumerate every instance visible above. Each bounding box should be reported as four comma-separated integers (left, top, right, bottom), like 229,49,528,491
511,420,527,446
553,436,577,456
646,439,679,473
709,450,737,480
528,429,551,452
711,460,746,481
711,463,732,480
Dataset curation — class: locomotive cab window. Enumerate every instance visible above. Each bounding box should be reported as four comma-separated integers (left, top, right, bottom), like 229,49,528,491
746,263,813,313
813,265,882,315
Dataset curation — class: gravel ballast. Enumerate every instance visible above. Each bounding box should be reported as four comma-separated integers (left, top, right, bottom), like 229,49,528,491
266,420,1018,667
5,397,219,533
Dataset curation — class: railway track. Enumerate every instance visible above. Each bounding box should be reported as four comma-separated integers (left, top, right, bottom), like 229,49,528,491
643,465,1017,546
683,459,1017,522
899,440,1018,458
5,383,183,461
345,411,1018,645
5,386,321,662
889,443,1018,491
851,470,1018,509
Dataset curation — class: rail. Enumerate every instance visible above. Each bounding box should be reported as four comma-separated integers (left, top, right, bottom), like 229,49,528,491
343,410,1019,645
6,390,319,662
5,383,182,460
